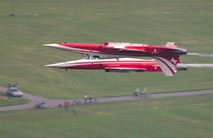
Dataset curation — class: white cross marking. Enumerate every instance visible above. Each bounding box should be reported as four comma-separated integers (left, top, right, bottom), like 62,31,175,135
170,58,177,64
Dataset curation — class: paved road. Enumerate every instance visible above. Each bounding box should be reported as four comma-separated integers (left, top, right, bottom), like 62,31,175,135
1,86,213,111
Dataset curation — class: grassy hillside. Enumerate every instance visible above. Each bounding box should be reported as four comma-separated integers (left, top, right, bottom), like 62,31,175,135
0,92,29,107
0,94,213,138
0,0,212,98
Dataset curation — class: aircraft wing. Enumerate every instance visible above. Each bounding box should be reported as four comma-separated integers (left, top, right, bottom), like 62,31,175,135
105,67,146,73
104,47,145,52
104,42,146,52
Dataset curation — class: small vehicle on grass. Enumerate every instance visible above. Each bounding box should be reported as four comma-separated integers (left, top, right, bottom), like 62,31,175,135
6,87,23,97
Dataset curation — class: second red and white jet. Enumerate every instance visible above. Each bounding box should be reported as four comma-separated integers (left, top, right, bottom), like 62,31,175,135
45,56,186,76
43,42,187,59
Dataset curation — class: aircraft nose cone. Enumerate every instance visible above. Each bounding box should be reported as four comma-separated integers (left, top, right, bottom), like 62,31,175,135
43,44,61,48
45,63,60,68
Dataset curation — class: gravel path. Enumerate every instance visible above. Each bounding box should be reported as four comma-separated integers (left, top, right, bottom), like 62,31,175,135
1,86,213,111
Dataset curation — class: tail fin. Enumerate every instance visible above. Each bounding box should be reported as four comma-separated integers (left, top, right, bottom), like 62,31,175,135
154,56,180,76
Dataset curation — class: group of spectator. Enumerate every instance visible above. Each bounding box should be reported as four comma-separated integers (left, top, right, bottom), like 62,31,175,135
62,93,95,115
64,101,77,115
134,88,149,97
8,81,19,88
84,94,94,103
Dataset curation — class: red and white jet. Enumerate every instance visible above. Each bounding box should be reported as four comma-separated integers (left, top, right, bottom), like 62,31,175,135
43,42,187,59
45,56,186,76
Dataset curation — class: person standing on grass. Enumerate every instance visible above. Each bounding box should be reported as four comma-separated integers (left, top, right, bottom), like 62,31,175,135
8,82,12,88
89,94,94,103
15,81,19,88
84,94,88,103
142,88,148,95
64,101,68,110
72,107,77,115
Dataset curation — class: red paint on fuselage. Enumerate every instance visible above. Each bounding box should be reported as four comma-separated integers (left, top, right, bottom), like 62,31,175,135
58,43,177,57
59,59,162,72
60,43,103,51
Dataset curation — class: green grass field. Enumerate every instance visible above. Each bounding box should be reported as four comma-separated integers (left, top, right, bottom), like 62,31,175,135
0,92,29,107
0,0,213,137
1,95,213,138
0,0,212,99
